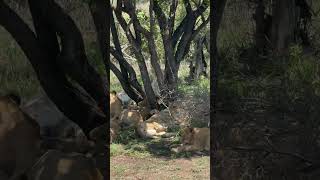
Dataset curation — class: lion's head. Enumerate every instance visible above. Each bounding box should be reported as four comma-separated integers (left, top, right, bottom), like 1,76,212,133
180,126,194,145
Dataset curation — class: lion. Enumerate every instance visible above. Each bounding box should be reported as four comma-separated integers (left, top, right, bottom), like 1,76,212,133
110,91,122,121
171,127,210,153
27,150,103,180
89,116,120,144
0,94,41,179
137,121,167,139
119,109,167,139
119,109,143,128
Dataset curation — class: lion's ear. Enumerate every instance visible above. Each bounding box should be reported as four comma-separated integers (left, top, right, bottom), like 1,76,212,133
8,93,21,105
110,91,117,95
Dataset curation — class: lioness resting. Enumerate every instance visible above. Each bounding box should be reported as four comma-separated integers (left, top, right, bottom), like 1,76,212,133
119,109,143,128
0,94,41,179
171,127,210,153
27,150,103,180
110,91,122,121
120,109,167,139
137,121,167,139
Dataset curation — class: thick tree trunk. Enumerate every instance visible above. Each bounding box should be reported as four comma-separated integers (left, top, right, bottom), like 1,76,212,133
271,0,298,52
28,0,108,114
153,0,208,91
114,1,158,109
211,0,227,179
188,36,207,81
0,0,106,135
147,0,164,89
88,0,110,91
110,13,145,103
255,0,266,53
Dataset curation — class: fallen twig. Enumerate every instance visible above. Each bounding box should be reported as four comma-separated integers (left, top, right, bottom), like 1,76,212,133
227,145,314,164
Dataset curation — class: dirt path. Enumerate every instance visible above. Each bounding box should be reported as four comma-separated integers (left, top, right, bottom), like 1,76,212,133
111,155,210,180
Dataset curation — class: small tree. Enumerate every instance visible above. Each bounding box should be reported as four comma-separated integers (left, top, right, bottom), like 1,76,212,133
110,0,209,109
0,0,109,135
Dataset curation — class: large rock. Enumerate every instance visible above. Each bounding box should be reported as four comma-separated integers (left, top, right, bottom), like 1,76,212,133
117,91,135,108
21,94,87,142
146,108,179,130
27,150,103,180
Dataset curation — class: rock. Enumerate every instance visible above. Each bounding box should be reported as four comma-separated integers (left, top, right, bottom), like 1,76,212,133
117,91,135,108
27,150,103,180
21,94,86,142
146,108,179,130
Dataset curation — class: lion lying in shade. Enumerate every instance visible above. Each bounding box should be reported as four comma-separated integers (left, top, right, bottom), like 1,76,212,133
0,94,41,179
171,126,210,153
120,109,167,139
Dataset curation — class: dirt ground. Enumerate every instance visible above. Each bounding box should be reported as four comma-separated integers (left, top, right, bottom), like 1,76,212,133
111,155,209,180
110,93,210,180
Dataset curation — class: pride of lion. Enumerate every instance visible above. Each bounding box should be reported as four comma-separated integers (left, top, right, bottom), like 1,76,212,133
110,91,210,153
0,90,209,179
0,94,103,180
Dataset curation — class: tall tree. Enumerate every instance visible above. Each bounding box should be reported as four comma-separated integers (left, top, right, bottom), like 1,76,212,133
211,0,227,178
0,0,108,135
253,0,312,53
111,0,209,108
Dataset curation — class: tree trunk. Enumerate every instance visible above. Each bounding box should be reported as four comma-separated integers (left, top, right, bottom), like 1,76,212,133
0,0,106,135
110,13,145,103
147,0,164,89
255,0,266,53
188,36,207,81
114,1,158,109
271,0,298,53
211,0,227,179
28,0,108,114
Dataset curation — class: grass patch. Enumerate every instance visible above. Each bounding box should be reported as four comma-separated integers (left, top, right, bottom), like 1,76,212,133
177,76,210,98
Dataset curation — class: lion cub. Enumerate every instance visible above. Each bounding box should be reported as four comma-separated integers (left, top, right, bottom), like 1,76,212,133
171,127,210,153
110,91,122,121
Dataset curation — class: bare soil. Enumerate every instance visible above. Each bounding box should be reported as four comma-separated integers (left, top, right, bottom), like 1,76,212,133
111,155,209,180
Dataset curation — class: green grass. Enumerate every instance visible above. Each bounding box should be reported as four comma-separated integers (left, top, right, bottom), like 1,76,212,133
110,71,124,93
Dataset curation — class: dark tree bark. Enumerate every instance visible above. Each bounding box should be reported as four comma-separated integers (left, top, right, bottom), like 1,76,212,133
110,12,145,103
28,0,108,114
153,0,209,90
188,35,207,80
88,0,110,91
254,0,267,53
110,0,209,107
211,0,227,179
271,0,298,52
0,0,106,135
113,1,158,109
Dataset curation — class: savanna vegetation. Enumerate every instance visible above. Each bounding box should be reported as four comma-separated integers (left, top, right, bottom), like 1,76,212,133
110,0,210,179
213,0,320,179
0,0,210,179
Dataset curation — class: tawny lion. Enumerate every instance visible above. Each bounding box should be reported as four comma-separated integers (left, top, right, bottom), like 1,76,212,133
171,126,210,153
0,94,41,179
